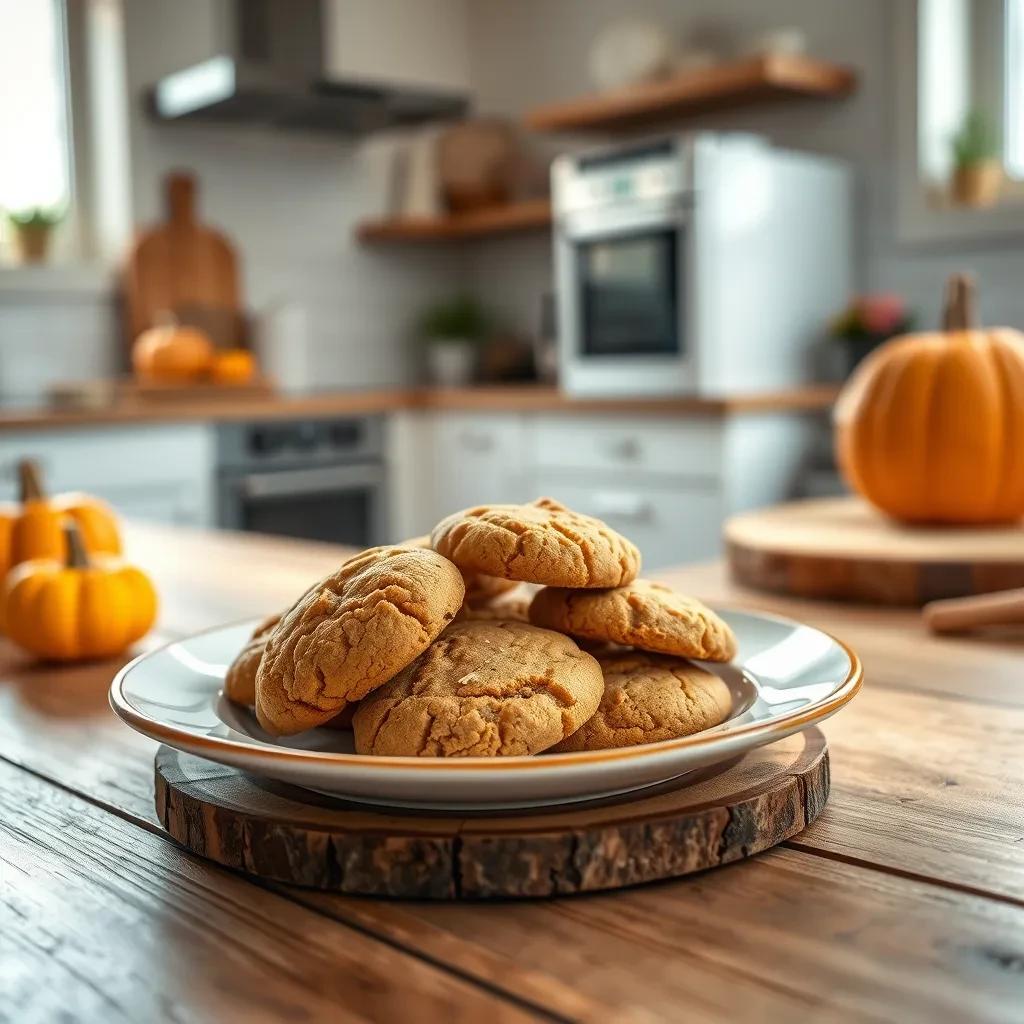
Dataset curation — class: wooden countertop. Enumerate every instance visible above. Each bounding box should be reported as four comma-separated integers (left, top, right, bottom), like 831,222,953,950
0,384,839,431
2,521,1020,1022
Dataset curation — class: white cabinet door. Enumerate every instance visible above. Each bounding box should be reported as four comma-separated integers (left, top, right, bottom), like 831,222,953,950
432,413,530,517
0,425,214,525
533,477,725,570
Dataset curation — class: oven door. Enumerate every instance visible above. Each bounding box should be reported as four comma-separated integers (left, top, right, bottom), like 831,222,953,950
556,199,695,396
218,462,387,547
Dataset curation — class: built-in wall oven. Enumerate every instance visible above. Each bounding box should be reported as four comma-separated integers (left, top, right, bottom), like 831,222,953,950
216,417,387,546
553,132,851,396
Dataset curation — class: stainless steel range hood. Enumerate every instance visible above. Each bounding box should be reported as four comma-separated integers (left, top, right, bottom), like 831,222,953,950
150,0,468,133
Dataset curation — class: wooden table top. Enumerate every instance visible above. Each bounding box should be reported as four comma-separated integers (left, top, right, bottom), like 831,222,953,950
2,522,1021,1023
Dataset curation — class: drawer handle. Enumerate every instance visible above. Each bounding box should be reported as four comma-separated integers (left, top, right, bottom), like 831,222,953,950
608,438,642,461
459,432,495,453
590,493,654,523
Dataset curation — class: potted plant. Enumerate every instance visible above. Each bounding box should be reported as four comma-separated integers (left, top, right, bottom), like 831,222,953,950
950,110,1002,208
830,293,915,375
418,296,488,387
5,206,64,263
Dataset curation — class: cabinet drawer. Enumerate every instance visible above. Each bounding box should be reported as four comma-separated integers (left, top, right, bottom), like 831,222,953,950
0,425,213,493
530,416,723,480
534,477,724,570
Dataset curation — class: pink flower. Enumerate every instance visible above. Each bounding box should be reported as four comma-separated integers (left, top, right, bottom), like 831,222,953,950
859,293,907,335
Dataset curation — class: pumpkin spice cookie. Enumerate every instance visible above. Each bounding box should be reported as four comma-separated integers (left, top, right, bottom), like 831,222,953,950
551,650,732,753
255,545,465,735
402,534,517,605
529,579,737,662
352,620,603,757
224,613,281,707
431,497,641,589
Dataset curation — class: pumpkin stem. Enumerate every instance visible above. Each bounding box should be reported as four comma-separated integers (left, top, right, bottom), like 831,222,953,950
18,459,46,502
64,521,90,569
942,273,977,331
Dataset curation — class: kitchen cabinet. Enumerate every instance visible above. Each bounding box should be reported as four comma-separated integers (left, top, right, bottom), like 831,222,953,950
391,409,819,568
0,424,215,527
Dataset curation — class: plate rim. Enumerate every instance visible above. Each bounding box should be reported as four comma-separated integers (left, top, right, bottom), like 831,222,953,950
109,607,862,772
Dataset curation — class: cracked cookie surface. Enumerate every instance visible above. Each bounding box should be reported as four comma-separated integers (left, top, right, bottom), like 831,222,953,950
224,613,281,706
551,650,732,753
255,545,465,735
529,579,737,662
430,497,640,588
352,619,603,757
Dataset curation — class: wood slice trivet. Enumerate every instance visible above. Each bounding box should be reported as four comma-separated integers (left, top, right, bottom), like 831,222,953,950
726,496,1024,606
154,729,829,900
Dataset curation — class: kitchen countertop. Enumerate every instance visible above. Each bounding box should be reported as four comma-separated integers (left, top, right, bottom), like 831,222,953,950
0,383,840,431
1,521,1020,1022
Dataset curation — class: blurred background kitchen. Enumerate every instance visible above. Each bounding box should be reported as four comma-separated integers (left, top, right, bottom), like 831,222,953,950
0,0,1020,568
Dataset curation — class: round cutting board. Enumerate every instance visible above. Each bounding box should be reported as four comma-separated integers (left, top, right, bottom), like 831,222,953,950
726,497,1024,605
155,728,828,900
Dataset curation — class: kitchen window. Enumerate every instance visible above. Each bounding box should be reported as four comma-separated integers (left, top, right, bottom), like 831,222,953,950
0,0,130,274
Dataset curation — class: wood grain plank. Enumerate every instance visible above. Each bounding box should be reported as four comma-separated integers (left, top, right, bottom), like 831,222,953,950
0,759,546,1024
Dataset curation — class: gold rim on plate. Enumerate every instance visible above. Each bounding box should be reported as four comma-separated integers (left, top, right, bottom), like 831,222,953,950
109,609,863,772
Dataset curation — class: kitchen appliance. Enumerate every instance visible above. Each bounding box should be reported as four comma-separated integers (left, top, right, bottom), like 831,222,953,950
217,417,386,546
150,0,467,133
552,133,851,396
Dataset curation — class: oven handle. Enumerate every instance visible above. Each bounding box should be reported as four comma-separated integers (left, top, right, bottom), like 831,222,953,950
232,464,384,500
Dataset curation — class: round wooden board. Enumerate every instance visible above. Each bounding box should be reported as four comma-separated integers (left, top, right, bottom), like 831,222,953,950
154,729,828,900
726,496,1024,606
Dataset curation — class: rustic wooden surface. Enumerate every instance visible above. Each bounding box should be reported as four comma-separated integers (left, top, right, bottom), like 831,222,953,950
0,384,839,433
154,730,829,899
1,522,1022,1022
726,496,1024,605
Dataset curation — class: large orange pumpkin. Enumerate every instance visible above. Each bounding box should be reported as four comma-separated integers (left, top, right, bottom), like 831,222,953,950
0,460,122,579
835,274,1024,524
132,315,214,382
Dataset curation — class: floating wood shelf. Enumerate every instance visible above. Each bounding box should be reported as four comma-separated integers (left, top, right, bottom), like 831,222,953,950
524,54,858,132
357,198,552,242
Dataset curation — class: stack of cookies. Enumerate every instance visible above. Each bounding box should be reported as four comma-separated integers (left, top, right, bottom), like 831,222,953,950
225,497,737,758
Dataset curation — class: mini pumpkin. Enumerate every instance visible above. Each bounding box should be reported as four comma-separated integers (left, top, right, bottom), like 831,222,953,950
835,274,1024,524
3,521,157,661
132,314,214,382
0,460,122,579
209,347,256,384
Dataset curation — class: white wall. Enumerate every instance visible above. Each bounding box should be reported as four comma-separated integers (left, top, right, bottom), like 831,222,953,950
463,0,1024,336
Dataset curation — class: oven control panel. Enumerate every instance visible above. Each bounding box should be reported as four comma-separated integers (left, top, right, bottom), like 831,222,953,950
216,417,384,470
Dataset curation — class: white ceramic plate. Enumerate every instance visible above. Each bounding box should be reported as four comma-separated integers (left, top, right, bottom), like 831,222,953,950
110,608,861,810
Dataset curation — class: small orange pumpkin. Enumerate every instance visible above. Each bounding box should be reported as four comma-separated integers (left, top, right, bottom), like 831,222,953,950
3,521,157,661
209,347,256,384
835,274,1024,524
0,460,122,579
132,314,214,382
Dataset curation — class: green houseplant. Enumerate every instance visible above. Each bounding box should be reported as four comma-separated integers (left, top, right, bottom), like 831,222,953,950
6,206,65,263
418,296,488,387
950,110,1002,208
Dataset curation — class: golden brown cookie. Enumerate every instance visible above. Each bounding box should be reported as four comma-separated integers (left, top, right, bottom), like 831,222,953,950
352,620,603,757
551,650,732,753
431,497,641,588
457,583,535,623
224,613,281,706
529,580,737,662
402,534,517,604
255,545,465,735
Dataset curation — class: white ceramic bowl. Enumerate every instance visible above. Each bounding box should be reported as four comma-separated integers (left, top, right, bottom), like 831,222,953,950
110,608,861,811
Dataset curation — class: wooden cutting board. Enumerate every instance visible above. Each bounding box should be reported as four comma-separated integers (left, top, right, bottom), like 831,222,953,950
123,172,244,351
155,728,829,900
726,496,1024,605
